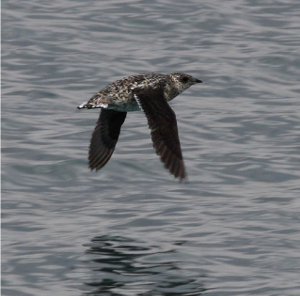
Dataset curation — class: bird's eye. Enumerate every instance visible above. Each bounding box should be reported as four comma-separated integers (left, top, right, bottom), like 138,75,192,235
181,76,189,83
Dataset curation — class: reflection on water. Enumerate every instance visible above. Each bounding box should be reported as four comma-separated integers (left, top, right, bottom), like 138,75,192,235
84,235,205,296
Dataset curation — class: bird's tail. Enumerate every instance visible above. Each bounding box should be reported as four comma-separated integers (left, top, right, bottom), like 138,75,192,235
77,94,109,110
77,101,94,109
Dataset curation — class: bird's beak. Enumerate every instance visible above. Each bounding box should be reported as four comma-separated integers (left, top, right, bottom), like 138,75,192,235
194,78,202,83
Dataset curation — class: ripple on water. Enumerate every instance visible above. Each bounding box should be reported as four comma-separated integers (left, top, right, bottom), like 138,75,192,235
2,0,300,295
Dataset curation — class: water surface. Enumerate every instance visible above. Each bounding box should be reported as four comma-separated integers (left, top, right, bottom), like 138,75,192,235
2,0,300,295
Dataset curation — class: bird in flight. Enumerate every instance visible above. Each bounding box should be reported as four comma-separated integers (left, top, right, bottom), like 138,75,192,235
78,72,202,181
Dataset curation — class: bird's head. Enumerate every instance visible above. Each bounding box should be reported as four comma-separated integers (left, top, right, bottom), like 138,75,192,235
170,73,202,95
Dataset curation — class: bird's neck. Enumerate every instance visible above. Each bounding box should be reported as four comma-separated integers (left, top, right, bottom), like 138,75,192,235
164,82,181,102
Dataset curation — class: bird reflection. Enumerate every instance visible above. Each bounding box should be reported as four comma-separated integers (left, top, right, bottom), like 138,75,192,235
83,235,205,296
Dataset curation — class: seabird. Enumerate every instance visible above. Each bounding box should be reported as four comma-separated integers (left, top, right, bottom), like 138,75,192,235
78,73,202,181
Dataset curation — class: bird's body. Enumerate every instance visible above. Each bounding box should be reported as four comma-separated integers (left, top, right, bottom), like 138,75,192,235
78,72,202,181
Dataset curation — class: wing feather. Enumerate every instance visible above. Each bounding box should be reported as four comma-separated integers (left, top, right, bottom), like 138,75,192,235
134,86,186,180
89,109,127,170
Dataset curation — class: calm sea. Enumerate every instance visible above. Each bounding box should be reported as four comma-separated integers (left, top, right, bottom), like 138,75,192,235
2,0,300,295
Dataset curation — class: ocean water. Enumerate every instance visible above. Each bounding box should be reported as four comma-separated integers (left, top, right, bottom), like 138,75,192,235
2,0,300,295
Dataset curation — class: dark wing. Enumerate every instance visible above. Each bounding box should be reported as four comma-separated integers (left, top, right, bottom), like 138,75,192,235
134,86,186,180
89,109,127,171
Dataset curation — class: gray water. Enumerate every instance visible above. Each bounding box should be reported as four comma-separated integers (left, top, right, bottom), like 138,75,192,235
2,0,300,295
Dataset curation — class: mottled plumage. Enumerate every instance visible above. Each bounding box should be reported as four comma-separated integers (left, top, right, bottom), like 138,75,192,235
78,72,202,181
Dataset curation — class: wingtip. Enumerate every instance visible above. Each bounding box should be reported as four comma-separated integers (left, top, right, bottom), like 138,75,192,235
179,175,189,183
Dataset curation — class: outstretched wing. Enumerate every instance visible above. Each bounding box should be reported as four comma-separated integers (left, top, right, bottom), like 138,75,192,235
89,109,127,170
134,86,186,180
